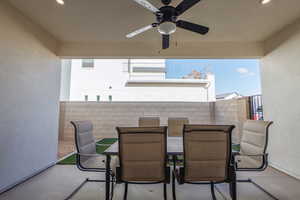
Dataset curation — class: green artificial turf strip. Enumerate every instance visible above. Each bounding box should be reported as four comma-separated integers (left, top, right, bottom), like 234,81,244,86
57,138,117,165
100,138,118,145
232,144,240,152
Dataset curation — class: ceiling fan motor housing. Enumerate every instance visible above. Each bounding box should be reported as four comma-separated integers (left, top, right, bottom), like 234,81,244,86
156,6,178,23
161,0,172,5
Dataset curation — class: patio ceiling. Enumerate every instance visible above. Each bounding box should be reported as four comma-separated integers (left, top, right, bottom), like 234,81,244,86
7,0,300,57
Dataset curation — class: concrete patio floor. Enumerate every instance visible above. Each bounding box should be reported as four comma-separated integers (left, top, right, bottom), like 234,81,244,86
0,165,299,200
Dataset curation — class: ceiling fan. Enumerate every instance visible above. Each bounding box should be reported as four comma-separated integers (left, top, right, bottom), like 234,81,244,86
126,0,209,49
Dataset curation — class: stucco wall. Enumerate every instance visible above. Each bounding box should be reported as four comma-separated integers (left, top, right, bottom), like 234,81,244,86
0,1,60,193
261,19,300,179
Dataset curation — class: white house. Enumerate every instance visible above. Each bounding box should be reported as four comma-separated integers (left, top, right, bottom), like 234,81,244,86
61,59,216,102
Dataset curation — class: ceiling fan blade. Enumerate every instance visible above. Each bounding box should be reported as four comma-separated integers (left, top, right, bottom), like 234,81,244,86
176,20,209,35
133,0,160,13
162,34,170,49
126,25,154,38
176,0,201,16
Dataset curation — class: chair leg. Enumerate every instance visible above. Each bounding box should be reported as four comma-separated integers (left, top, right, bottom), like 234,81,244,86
230,180,237,200
163,183,167,200
64,178,108,200
238,179,279,200
229,182,233,198
210,182,217,200
110,176,115,200
123,183,128,200
64,178,89,200
172,172,177,200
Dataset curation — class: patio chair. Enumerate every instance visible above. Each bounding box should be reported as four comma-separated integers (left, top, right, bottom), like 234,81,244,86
115,126,170,200
167,118,189,137
138,117,160,127
66,121,117,200
232,120,276,199
172,124,237,200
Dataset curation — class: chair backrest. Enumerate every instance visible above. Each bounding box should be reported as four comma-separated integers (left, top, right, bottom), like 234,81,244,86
183,125,235,182
71,121,96,156
138,117,160,127
168,118,189,137
239,120,273,167
116,127,168,182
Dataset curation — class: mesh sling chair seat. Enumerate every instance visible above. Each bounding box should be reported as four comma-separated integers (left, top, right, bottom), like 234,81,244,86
65,121,118,200
172,125,237,200
168,118,189,137
115,126,170,200
138,117,160,127
232,120,277,199
167,118,189,164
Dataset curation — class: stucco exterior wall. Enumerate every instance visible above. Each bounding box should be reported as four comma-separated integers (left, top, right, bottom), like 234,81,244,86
0,1,60,193
261,18,300,179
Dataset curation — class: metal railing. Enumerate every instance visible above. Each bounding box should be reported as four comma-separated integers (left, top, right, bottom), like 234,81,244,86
249,95,264,120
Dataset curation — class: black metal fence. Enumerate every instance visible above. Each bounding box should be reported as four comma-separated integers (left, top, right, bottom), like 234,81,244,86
249,95,264,120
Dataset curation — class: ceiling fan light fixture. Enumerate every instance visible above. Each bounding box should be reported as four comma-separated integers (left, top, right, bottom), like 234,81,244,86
158,22,177,35
261,0,272,5
56,0,65,5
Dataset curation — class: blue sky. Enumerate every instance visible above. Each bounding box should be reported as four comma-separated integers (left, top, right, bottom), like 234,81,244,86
165,59,261,96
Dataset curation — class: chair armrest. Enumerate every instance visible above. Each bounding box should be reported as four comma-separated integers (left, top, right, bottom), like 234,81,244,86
235,153,268,157
234,153,269,171
75,153,107,172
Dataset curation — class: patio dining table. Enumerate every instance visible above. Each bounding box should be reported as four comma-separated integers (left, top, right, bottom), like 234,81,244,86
102,137,183,200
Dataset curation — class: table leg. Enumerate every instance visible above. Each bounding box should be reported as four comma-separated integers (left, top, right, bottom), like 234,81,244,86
172,155,177,170
172,155,177,200
105,155,111,200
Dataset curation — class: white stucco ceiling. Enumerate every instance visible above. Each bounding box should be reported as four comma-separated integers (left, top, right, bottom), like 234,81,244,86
7,0,300,44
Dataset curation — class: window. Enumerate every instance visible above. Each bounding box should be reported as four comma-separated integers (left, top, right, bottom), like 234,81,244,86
82,59,94,68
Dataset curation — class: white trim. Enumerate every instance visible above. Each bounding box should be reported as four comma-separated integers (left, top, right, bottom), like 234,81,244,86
59,101,214,103
0,162,56,194
126,79,209,87
126,79,209,84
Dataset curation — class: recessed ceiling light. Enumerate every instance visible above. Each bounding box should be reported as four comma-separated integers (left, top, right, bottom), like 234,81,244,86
261,0,272,5
56,0,64,5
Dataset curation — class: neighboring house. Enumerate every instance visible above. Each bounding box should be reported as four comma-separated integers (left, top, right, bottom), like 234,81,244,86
60,59,216,102
216,92,242,100
182,69,202,79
